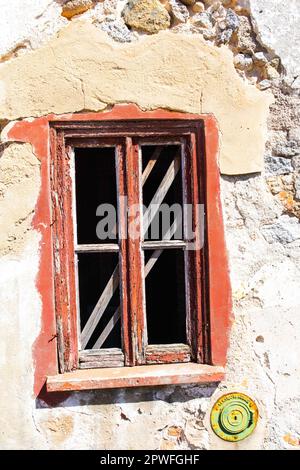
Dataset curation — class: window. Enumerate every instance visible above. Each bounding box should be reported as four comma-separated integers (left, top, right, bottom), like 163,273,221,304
47,107,230,391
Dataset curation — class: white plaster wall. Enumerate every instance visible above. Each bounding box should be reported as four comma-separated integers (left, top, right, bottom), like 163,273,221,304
0,0,300,450
0,0,67,58
250,0,300,88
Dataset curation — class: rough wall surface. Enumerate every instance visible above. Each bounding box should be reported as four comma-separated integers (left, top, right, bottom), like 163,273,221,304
0,0,300,450
0,21,271,175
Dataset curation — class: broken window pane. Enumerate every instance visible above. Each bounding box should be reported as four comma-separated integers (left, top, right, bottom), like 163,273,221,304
144,249,187,345
75,147,118,244
78,253,121,350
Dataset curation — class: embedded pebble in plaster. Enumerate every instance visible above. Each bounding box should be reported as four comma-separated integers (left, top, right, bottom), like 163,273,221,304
122,0,171,33
62,0,94,19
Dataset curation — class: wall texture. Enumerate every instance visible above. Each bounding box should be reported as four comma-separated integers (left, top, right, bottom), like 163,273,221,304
0,0,300,450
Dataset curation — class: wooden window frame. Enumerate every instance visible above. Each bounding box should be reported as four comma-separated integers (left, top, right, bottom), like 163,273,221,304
5,105,231,395
51,121,206,370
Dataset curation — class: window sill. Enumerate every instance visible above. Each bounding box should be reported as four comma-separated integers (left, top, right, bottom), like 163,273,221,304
46,363,224,392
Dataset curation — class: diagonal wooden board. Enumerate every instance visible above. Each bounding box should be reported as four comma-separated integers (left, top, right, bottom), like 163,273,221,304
81,147,181,349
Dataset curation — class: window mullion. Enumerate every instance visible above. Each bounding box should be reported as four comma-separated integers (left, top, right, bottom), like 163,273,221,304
183,134,204,363
124,137,146,365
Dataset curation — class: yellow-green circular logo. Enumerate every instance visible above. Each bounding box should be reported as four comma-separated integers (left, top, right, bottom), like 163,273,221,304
210,392,259,442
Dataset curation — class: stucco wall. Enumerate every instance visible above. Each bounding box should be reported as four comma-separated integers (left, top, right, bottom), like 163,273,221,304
0,0,300,450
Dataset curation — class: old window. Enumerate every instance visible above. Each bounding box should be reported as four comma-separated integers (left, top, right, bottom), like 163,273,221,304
47,108,230,392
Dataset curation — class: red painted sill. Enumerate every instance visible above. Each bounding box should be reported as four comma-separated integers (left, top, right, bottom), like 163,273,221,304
47,363,224,392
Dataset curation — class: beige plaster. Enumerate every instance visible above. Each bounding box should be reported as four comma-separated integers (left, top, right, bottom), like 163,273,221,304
0,143,41,256
0,21,272,175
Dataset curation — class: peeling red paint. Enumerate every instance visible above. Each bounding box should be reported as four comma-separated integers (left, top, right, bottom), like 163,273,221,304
6,104,232,398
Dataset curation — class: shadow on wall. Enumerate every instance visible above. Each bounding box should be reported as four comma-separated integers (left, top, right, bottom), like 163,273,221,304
35,383,219,409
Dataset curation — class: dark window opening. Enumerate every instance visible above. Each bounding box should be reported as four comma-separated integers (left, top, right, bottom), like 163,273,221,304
141,145,183,241
75,147,118,244
77,253,121,350
144,249,186,345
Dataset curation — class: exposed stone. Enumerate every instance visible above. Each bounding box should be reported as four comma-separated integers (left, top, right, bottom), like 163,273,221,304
253,52,268,66
62,0,94,19
122,0,171,34
261,215,300,244
289,127,300,148
231,15,256,53
179,0,195,5
295,176,300,200
221,0,237,7
225,7,239,30
191,12,212,28
265,64,280,81
192,2,205,13
202,28,216,40
270,57,280,70
265,155,294,176
209,5,227,25
269,127,300,159
217,28,233,44
169,0,189,23
159,0,172,13
208,1,222,13
100,18,136,43
258,79,272,91
103,0,117,15
234,53,252,71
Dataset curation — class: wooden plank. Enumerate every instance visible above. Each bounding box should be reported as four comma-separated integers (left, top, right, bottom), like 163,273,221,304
75,244,119,253
146,344,191,365
143,152,181,237
141,146,162,185
80,348,123,359
92,308,120,350
91,221,181,350
116,142,131,365
80,265,119,349
79,348,124,369
183,134,204,363
47,363,225,392
80,148,180,354
110,144,162,240
125,138,146,365
51,130,78,372
142,240,186,250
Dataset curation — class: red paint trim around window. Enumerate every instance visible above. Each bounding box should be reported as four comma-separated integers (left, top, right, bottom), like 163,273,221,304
6,104,232,397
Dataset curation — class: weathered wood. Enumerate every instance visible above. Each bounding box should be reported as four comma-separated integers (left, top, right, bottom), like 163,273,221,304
50,109,231,378
80,266,119,349
143,152,181,237
146,344,191,364
142,240,186,250
92,308,120,350
75,244,119,253
47,363,224,392
51,130,78,372
80,348,123,359
79,348,124,369
141,146,162,185
183,134,204,363
92,222,181,350
125,138,146,365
